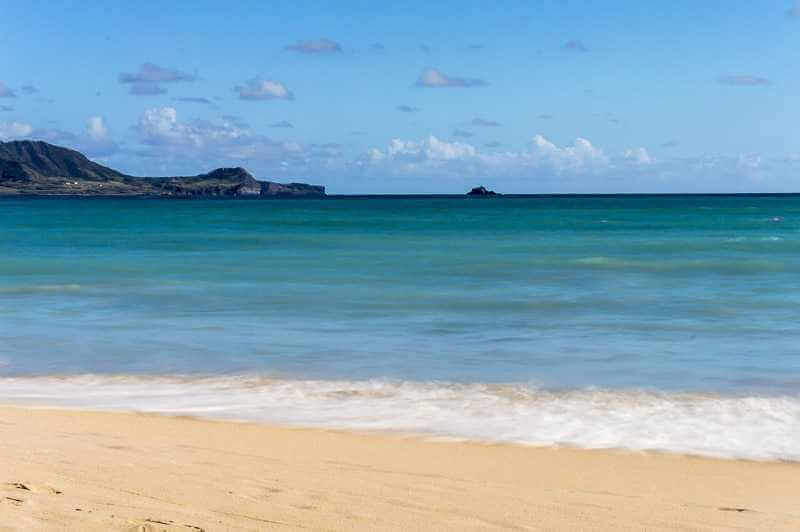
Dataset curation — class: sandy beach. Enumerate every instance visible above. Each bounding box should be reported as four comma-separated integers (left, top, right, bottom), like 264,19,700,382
0,407,797,531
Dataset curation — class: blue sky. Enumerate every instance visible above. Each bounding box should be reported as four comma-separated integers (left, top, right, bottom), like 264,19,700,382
1,1,799,193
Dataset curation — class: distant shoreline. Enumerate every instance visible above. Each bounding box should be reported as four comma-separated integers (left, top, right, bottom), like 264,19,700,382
4,192,800,199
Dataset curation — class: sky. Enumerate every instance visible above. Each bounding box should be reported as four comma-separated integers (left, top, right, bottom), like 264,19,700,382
1,0,800,193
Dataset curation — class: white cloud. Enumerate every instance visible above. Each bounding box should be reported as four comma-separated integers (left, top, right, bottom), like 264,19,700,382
235,78,293,100
358,135,800,192
0,121,33,139
30,116,119,158
137,107,179,142
131,107,324,176
623,147,653,165
526,135,608,173
86,116,108,141
371,136,477,163
737,153,761,173
415,68,487,88
364,134,609,177
137,107,249,148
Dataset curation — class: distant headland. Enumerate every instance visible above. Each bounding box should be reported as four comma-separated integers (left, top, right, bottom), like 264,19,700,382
0,140,325,197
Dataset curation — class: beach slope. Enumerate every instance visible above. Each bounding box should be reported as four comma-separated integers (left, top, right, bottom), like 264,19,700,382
0,406,798,531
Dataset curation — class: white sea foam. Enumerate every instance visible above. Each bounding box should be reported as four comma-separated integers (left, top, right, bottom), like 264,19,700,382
0,375,797,461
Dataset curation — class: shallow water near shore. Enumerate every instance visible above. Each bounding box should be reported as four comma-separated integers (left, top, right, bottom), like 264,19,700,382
1,195,799,459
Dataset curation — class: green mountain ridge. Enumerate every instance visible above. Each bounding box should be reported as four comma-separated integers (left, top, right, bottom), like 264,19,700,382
0,140,325,197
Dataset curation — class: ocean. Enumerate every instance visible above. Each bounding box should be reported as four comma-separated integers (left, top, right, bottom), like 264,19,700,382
1,195,799,460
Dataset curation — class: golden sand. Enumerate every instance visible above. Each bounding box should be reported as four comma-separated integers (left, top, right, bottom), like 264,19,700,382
0,406,798,531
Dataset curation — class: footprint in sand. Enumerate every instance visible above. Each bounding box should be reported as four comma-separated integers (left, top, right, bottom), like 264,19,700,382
4,481,62,495
126,519,206,532
718,506,753,513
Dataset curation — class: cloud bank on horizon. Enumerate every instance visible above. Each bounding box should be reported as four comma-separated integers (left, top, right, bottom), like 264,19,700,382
0,1,797,192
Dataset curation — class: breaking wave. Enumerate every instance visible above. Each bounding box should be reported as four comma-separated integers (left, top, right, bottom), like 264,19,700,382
0,374,797,461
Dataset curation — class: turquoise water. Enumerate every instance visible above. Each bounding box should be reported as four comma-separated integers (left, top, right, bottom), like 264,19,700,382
1,196,799,459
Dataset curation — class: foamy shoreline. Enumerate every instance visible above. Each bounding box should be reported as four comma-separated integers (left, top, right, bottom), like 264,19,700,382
0,405,798,531
1,374,798,461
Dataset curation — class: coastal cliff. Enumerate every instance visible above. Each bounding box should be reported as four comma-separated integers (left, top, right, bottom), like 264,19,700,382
0,140,325,197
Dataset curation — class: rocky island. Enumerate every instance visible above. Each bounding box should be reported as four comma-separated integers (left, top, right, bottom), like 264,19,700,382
0,140,325,197
467,186,498,196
